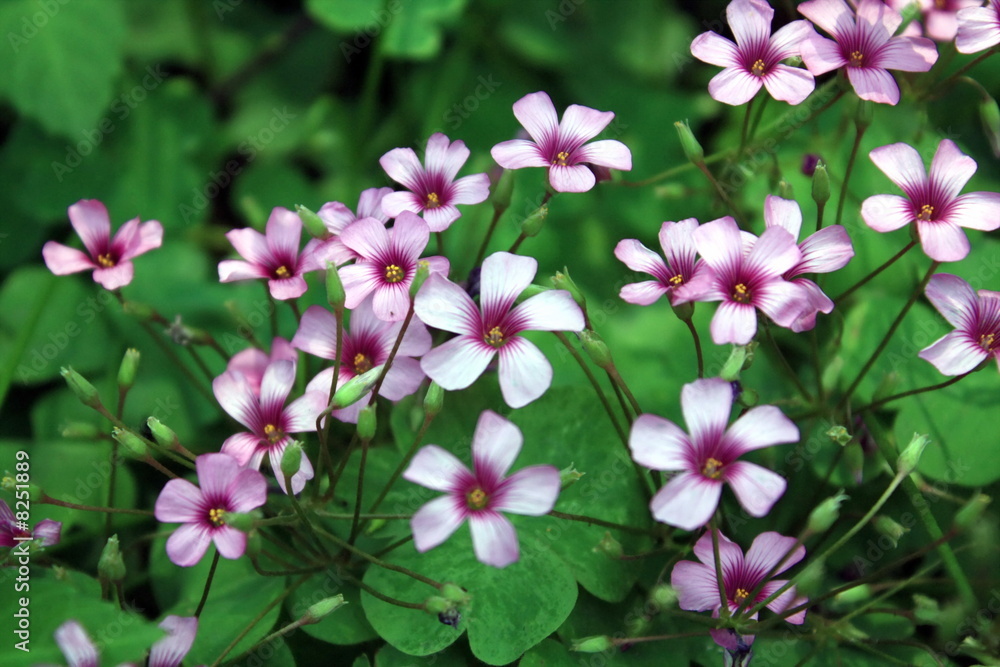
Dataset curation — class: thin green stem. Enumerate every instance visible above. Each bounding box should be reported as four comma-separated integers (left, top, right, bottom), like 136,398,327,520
315,526,443,590
38,494,153,515
710,520,729,617
314,511,412,520
922,45,998,100
762,319,813,403
548,510,656,536
208,576,307,667
696,162,743,226
367,411,436,514
856,372,971,413
348,434,371,545
815,199,826,232
553,332,627,447
747,92,769,141
373,534,413,559
834,240,916,305
473,207,504,269
508,231,528,254
316,306,344,493
739,95,756,156
136,319,215,405
195,549,221,618
606,364,642,415
339,569,425,610
683,316,704,378
835,122,867,227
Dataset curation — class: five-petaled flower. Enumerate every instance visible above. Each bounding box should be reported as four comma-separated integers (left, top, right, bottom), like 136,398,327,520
225,337,298,397
219,206,322,300
671,529,808,651
798,0,938,105
415,251,585,408
615,218,710,307
920,273,1000,375
313,187,394,266
0,499,60,548
491,91,632,193
403,410,560,568
380,133,491,232
690,0,815,106
956,0,1000,53
861,139,1000,262
42,199,163,290
629,378,799,531
154,452,267,567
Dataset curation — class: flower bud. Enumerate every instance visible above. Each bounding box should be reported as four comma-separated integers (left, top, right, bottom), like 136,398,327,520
439,583,470,606
912,594,941,625
121,299,155,321
980,95,1000,158
953,493,990,531
669,299,694,322
521,205,547,237
3,477,43,501
593,531,624,559
826,425,851,446
423,382,444,419
147,417,179,450
807,490,848,534
98,535,126,583
112,427,148,459
326,262,345,311
674,120,704,164
649,584,677,611
423,596,451,615
719,345,751,381
874,515,907,547
60,367,102,409
811,161,831,206
491,168,514,213
550,268,587,313
296,205,328,239
409,260,430,298
358,405,377,441
897,433,929,477
117,348,140,392
302,595,347,625
560,463,584,490
736,387,758,408
332,366,383,409
778,180,794,200
571,635,614,653
280,441,303,480
365,518,387,535
61,422,100,439
579,330,612,370
833,583,871,607
224,511,257,532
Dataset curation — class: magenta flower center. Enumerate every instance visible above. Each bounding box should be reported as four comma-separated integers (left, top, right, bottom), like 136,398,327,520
384,264,405,283
484,325,506,348
208,508,227,526
263,423,285,444
701,457,725,479
353,352,373,374
97,253,116,268
917,204,935,222
849,50,865,67
732,283,752,304
466,487,489,510
751,59,766,77
425,192,441,209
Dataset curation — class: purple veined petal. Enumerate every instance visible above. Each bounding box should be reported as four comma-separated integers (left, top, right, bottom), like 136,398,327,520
510,290,584,333
692,216,742,274
681,378,734,451
919,330,987,375
493,465,561,515
724,405,799,456
0,499,13,527
421,204,460,233
762,65,816,105
405,444,472,492
155,478,205,524
392,211,432,263
450,172,491,206
917,219,970,262
424,133,470,182
671,560,720,611
511,91,560,145
846,66,901,105
629,413,691,472
268,276,309,300
340,217,392,261
259,360,295,415
221,432,263,467
423,255,450,280
149,616,198,667
497,336,553,408
660,218,700,270
949,192,1000,231
799,32,847,75
165,522,213,567
42,242,97,275
93,263,135,290
955,4,1000,53
614,239,667,275
380,147,424,191
338,263,379,310
491,140,549,169
219,259,271,283
468,511,520,568
379,356,425,401
372,283,411,322
620,281,669,305
760,580,807,623
869,142,928,196
724,460,787,517
708,67,764,106
389,308,433,357
928,139,978,203
32,519,62,547
381,190,423,219
744,531,806,578
284,390,326,433
107,216,140,252
548,164,597,192
480,251,538,316
795,225,854,274
690,31,740,68
729,0,773,46
560,103,615,145
55,620,99,667
745,226,802,279
798,0,857,37
421,335,495,391
711,300,759,344
67,199,111,258
227,468,268,513
472,410,523,483
414,274,481,335
358,187,395,222
196,453,241,501
925,273,979,328
764,195,803,240
292,305,339,360
788,279,834,332
877,35,938,71
649,472,722,530
575,139,632,171
317,201,355,235
754,279,810,329
692,528,744,571
212,525,248,560
769,19,815,59
213,371,262,431
411,494,466,552
855,0,901,34
926,8,963,42
672,267,719,304
265,207,303,262
118,219,164,260
226,227,271,268
861,194,914,232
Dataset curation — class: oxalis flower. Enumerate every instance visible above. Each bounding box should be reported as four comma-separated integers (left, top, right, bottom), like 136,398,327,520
1,498,60,547
956,1,1000,53
614,218,710,307
888,0,981,42
490,91,632,193
313,187,394,266
225,337,297,397
154,453,266,567
629,378,799,531
671,530,807,652
690,0,815,106
42,199,163,290
50,615,198,667
402,410,560,568
213,360,326,495
415,251,585,408
919,273,1000,375
380,133,490,232
219,206,322,300
798,0,938,105
861,139,1000,262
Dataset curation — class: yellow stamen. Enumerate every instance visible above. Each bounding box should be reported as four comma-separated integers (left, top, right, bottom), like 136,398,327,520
97,254,115,268
918,204,934,222
485,326,504,347
669,274,684,286
275,265,290,278
734,588,749,604
384,264,404,283
426,192,441,209
849,50,864,67
702,457,724,479
981,333,997,352
732,283,751,304
354,352,373,374
467,488,488,510
553,151,570,166
263,423,284,444
209,508,226,526
751,59,766,76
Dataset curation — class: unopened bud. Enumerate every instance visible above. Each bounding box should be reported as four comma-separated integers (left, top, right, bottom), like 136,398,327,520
423,382,444,418
303,594,347,624
147,417,179,450
326,263,346,310
571,635,614,653
409,260,430,298
720,345,752,381
365,518,387,535
4,477,43,501
912,594,941,625
439,583,470,606
280,441,303,480
492,168,514,213
332,366,383,409
117,349,140,392
807,490,848,534
736,387,758,408
826,425,851,446
674,120,704,164
897,433,930,477
112,428,148,459
358,405,377,441
649,584,677,611
423,596,451,615
593,531,624,559
550,268,587,313
812,161,830,205
98,535,126,583
833,583,871,607
521,205,547,237
579,330,612,369
225,511,257,532
980,95,1000,158
874,515,907,547
669,299,694,322
61,422,100,439
296,205,328,239
560,463,584,490
954,493,990,531
60,367,102,409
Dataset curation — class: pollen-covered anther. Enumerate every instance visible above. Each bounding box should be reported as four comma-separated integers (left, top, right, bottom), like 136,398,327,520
263,423,285,444
701,457,724,479
734,587,749,603
97,253,115,268
209,508,226,526
669,274,684,286
384,264,405,283
751,59,766,76
732,283,751,304
980,332,997,352
918,204,934,221
353,352,373,374
425,192,441,209
466,487,488,510
484,326,505,347
849,50,864,67
553,150,570,166
275,265,291,278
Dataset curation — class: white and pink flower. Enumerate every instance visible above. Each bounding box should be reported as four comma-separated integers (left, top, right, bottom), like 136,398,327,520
920,273,1000,375
0,499,60,548
956,0,1000,53
225,337,298,397
312,187,394,266
615,218,709,307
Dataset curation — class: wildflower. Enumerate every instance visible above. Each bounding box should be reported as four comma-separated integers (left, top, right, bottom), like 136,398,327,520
629,378,798,530
919,273,1000,375
956,1,1000,53
292,297,431,423
380,133,490,232
213,360,326,495
337,211,449,322
312,187,394,266
0,499,60,547
42,199,163,290
615,218,710,307
690,0,816,106
219,206,321,300
225,337,297,397
490,91,632,193
415,251,584,408
50,615,198,667
889,0,981,42
798,0,938,105
154,453,267,566
861,139,1000,262
403,410,560,568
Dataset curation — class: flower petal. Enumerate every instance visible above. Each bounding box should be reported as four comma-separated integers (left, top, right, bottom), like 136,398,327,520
42,241,96,275
629,413,691,471
925,273,978,328
213,525,248,560
493,465,560,515
498,336,552,408
708,67,764,106
480,251,537,316
379,147,424,191
724,405,799,455
421,336,495,391
949,192,1000,231
165,522,213,567
155,478,205,524
861,194,914,232
690,31,740,68
763,195,803,240
681,378,734,451
711,300,759,344
744,531,806,578
762,64,816,105
67,199,111,257
472,409,523,483
93,263,135,290
55,620,99,667
469,511,520,568
800,32,846,75
509,290,584,333
450,172,491,206
411,494,466,552
548,164,596,192
340,217,391,261
620,281,669,305
149,615,198,667
414,274,481,335
512,91,560,145
221,432,264,467
424,133,469,182
227,469,268,513
650,472,722,530
284,390,326,433
846,66,900,105
795,225,854,274
575,139,632,171
917,219,970,262
671,560,722,612
268,276,308,300
291,305,339,360
490,140,549,169
404,444,473,492
919,330,987,375
260,359,295,415
877,35,938,72
218,259,270,282
724,461,787,517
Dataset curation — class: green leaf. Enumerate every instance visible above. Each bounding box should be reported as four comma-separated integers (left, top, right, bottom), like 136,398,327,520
306,0,386,32
0,0,126,138
374,643,467,667
380,0,467,60
519,638,578,667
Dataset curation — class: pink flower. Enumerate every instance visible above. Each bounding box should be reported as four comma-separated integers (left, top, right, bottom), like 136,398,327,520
919,273,1000,375
0,499,60,547
490,91,632,193
615,218,710,307
761,195,854,332
889,0,981,41
861,140,1000,262
415,251,585,408
213,360,326,495
403,410,560,568
956,1,1000,53
380,133,490,232
677,217,807,345
337,211,450,322
671,530,807,651
690,0,816,106
629,378,798,531
226,337,297,397
52,615,198,667
42,199,163,290
219,206,321,300
292,297,431,423
313,187,394,266
799,0,938,105
154,453,267,567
